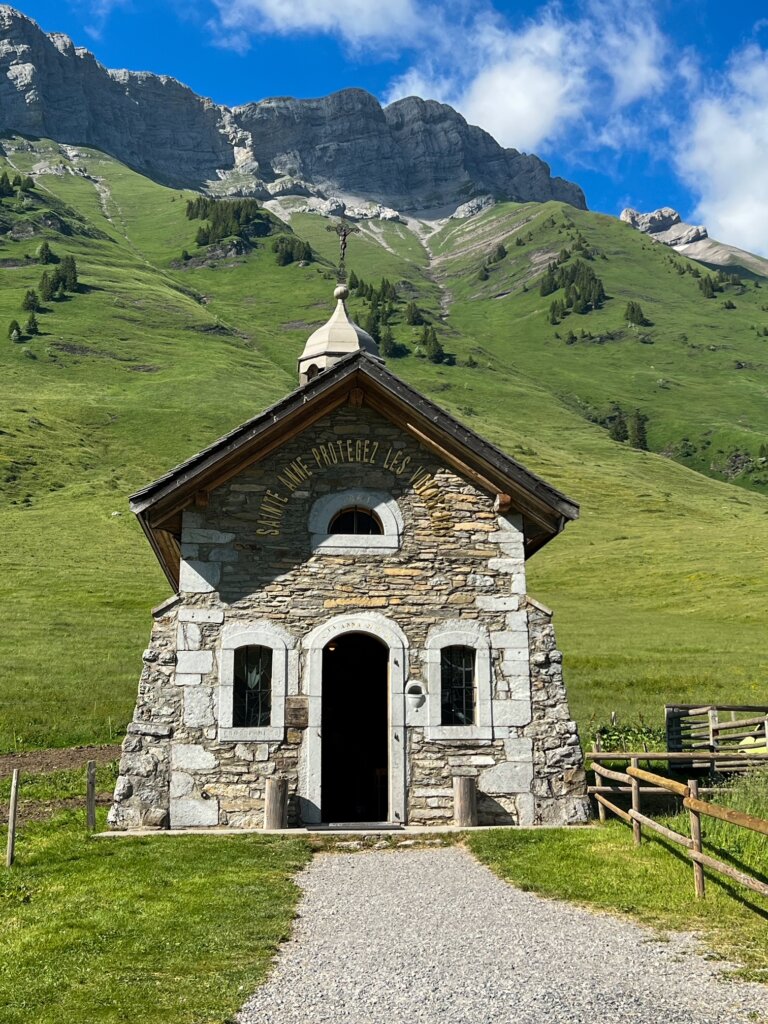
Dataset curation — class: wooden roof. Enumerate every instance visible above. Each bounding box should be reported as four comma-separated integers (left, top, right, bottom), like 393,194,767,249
131,352,579,589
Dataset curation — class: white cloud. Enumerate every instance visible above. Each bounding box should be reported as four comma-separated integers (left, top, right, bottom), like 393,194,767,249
208,0,424,49
458,20,586,153
78,0,130,39
677,44,768,254
207,0,672,156
385,2,670,154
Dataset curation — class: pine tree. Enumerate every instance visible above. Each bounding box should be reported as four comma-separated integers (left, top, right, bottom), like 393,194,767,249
421,326,445,364
348,270,359,290
61,256,78,291
11,174,21,188
56,282,66,301
627,410,649,450
37,241,55,264
22,289,40,312
477,265,489,281
39,271,54,302
624,300,648,325
489,242,507,263
8,319,22,341
379,325,395,357
25,313,39,336
405,301,423,326
608,406,628,442
0,172,12,198
539,268,556,296
21,176,34,191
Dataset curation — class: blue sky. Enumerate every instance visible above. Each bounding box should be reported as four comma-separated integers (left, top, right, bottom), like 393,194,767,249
13,0,768,252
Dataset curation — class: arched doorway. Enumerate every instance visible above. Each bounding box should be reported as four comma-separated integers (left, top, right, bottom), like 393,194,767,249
321,632,389,822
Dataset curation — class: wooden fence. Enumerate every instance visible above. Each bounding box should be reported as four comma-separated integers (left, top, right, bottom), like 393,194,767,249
665,704,768,770
590,753,768,899
5,759,98,868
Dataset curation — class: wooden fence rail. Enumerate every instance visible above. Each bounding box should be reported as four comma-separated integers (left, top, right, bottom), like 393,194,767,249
666,704,768,768
591,755,768,899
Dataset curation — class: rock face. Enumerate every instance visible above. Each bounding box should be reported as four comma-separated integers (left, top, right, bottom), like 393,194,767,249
0,6,587,209
621,207,708,247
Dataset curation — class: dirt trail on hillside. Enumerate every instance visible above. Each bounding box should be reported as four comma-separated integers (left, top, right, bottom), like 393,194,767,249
0,744,121,778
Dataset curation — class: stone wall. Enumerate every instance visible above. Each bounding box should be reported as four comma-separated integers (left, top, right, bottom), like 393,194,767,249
109,400,587,829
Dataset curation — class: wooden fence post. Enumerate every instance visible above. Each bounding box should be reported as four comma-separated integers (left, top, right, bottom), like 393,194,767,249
86,760,97,832
453,776,478,827
6,769,20,868
688,778,705,898
630,756,642,845
264,776,288,830
592,737,605,823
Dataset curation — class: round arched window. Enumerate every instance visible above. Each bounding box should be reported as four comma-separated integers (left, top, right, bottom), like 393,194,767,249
328,506,383,535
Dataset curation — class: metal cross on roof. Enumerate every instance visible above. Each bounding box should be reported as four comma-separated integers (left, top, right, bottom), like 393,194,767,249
326,217,360,280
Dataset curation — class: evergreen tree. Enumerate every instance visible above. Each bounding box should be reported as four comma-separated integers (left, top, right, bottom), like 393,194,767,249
379,325,395,357
608,406,628,442
37,241,55,264
363,308,381,343
405,301,423,325
56,282,66,301
627,410,649,450
21,176,34,191
348,269,359,290
7,319,22,341
39,271,54,302
11,173,21,188
539,267,557,296
61,256,78,291
624,300,648,325
477,265,489,281
0,172,12,198
489,242,507,263
180,249,190,262
25,313,39,336
195,225,210,247
22,289,40,312
421,325,445,364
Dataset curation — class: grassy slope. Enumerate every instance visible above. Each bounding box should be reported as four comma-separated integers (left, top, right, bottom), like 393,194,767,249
1,137,767,750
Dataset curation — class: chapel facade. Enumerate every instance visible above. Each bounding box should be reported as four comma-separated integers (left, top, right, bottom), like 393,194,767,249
109,287,589,830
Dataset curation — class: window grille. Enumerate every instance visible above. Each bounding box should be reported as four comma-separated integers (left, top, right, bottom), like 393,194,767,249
440,645,476,726
233,645,272,728
328,506,383,536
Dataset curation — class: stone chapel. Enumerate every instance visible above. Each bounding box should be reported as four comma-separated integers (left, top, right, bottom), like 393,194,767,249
109,285,589,830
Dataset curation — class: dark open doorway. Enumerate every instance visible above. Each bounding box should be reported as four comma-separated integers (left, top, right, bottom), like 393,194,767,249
321,632,389,823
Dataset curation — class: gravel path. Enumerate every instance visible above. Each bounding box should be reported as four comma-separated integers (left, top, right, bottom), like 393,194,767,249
237,847,766,1024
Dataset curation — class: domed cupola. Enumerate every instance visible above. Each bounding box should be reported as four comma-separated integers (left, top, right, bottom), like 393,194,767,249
298,285,382,385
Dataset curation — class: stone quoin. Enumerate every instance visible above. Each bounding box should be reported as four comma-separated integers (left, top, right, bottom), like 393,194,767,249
109,286,589,829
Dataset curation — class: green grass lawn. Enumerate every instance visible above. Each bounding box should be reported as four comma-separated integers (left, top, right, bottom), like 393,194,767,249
469,823,768,981
0,810,310,1024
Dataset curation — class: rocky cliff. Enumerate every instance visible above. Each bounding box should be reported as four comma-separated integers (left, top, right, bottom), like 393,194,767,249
0,5,586,209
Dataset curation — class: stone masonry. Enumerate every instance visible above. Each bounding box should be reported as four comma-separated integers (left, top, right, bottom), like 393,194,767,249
109,401,589,829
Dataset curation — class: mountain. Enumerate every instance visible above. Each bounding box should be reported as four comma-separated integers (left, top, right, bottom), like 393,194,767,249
621,206,768,277
1,135,767,755
0,5,585,209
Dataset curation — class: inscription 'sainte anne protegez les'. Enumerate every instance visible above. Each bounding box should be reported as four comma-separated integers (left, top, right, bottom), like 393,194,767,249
256,435,436,536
